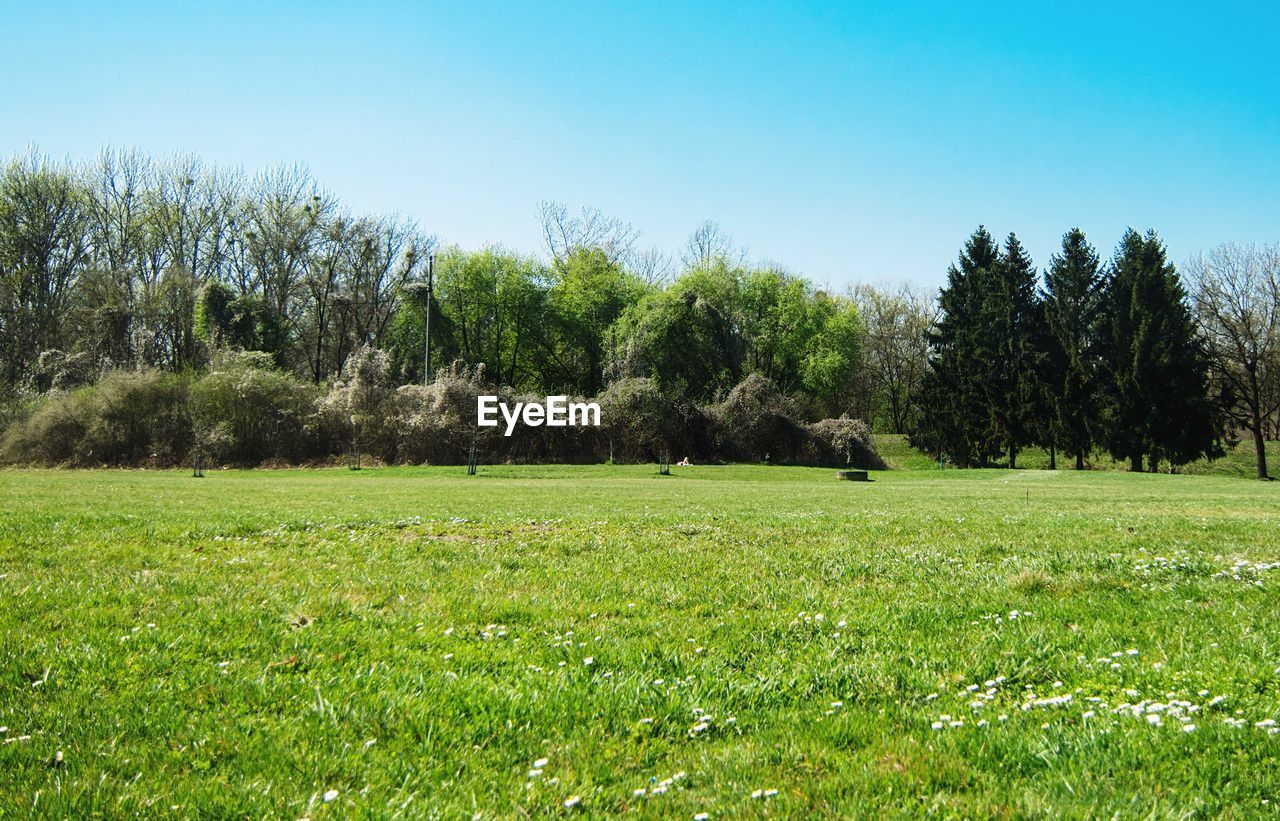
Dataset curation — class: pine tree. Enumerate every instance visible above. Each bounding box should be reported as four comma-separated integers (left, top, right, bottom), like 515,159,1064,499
911,226,1001,466
981,233,1042,468
1101,229,1219,470
1043,228,1104,470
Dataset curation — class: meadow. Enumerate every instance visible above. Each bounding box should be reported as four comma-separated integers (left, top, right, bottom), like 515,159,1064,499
1,460,1278,817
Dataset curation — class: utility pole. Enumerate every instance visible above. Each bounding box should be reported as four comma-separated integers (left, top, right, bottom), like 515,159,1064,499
424,254,435,385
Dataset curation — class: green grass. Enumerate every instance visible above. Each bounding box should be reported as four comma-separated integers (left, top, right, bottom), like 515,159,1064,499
875,432,1280,477
1,464,1278,817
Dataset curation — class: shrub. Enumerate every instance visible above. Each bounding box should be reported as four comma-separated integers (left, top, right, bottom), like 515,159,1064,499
710,373,807,462
190,351,322,465
803,417,887,470
0,369,192,466
598,377,710,463
391,362,498,464
318,345,395,461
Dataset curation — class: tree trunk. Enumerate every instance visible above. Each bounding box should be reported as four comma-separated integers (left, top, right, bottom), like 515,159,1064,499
1253,419,1269,480
1008,444,1016,469
1129,454,1142,473
1148,454,1159,473
1075,450,1085,470
1048,445,1056,470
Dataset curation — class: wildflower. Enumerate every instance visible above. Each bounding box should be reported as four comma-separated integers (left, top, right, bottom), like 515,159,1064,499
1182,724,1197,733
564,795,581,808
323,790,339,803
695,814,710,820
584,657,594,666
534,758,548,768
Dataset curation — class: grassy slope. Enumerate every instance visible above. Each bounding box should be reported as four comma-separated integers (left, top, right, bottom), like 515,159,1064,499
1,465,1278,817
875,433,1280,478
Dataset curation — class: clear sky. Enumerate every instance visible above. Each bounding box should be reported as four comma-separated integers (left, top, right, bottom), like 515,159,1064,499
4,1,1277,290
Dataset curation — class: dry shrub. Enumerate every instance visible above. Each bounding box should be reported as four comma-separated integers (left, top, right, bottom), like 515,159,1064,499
803,417,887,469
598,377,710,462
1,369,192,466
190,351,322,465
710,373,807,462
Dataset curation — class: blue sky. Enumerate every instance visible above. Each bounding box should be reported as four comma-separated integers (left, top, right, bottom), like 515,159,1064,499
4,1,1277,289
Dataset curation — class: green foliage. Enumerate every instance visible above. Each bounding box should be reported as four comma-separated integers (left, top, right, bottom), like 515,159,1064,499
1100,230,1220,469
1043,228,1105,469
911,226,1003,466
980,233,1043,467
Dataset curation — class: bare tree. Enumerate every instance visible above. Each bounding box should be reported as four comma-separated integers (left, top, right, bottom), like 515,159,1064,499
1188,242,1280,479
681,220,739,270
243,164,335,322
851,281,937,434
537,200,637,269
628,245,674,286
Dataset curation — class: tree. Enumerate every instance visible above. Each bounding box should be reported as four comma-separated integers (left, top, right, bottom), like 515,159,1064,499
1101,230,1219,471
851,282,935,434
432,246,548,390
609,283,745,402
0,152,91,387
981,233,1042,468
682,220,739,270
1187,243,1280,479
1042,228,1104,469
911,226,1002,466
538,201,637,269
543,246,648,395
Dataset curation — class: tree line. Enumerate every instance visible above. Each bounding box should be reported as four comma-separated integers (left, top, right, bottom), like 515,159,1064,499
1,149,1276,475
911,226,1279,479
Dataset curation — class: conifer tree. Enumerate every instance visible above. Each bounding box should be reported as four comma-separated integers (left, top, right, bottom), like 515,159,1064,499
1100,229,1218,470
1043,228,1104,469
982,233,1041,468
911,226,1001,466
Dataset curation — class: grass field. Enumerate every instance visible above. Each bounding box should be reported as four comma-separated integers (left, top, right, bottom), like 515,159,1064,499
2,464,1278,817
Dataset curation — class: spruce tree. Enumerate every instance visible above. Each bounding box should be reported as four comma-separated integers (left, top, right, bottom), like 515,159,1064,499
1101,229,1219,470
1043,228,1104,470
911,226,1001,466
982,233,1041,468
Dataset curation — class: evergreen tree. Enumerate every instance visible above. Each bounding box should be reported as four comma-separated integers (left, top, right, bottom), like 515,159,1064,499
911,226,1001,466
1101,229,1219,470
981,233,1042,468
1043,228,1104,470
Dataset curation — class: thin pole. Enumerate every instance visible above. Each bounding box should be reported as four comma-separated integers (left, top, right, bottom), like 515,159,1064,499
424,254,434,385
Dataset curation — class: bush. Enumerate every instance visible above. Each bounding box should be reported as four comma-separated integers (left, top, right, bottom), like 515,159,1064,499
390,362,495,464
598,377,710,463
190,352,322,465
710,373,807,462
0,369,192,466
318,345,395,461
803,417,887,469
